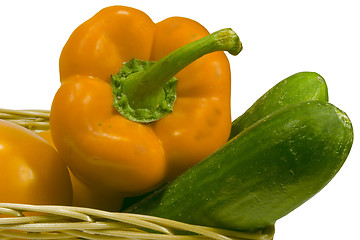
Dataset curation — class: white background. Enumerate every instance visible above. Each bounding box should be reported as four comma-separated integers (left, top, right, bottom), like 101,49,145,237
0,1,359,239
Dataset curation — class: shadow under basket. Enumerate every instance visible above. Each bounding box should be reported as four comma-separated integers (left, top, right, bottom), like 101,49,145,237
0,109,275,240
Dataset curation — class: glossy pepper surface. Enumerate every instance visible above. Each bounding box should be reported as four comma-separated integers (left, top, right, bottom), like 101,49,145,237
37,130,124,211
50,6,242,197
0,120,72,206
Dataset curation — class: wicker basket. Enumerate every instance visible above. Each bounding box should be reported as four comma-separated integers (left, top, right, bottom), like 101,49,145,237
0,109,275,240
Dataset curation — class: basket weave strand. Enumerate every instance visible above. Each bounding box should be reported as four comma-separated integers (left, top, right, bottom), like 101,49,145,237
0,203,274,240
0,109,275,240
0,108,50,132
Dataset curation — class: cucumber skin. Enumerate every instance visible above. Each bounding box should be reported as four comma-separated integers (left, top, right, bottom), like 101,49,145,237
230,72,328,139
127,101,353,231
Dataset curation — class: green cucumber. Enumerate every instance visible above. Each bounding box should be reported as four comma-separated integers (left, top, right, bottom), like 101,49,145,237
122,71,329,210
230,71,328,139
127,101,353,232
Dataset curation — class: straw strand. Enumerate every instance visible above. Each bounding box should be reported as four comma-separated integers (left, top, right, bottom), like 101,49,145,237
0,203,274,240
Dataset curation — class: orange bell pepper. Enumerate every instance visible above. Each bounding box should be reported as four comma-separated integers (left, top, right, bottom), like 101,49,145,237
38,130,124,211
0,120,72,206
50,6,242,199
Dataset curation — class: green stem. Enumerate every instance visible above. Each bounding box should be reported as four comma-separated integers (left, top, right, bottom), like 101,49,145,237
111,28,242,123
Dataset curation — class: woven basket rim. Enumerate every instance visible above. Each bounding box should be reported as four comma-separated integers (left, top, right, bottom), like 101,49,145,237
0,203,275,240
0,108,50,132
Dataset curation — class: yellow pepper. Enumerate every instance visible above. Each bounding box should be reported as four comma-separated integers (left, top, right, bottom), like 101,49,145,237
50,6,242,205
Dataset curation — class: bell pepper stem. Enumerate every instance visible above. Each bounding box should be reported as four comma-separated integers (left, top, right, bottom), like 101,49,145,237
111,28,242,123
